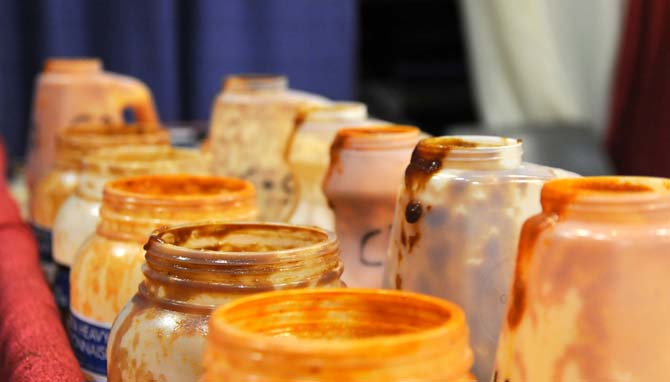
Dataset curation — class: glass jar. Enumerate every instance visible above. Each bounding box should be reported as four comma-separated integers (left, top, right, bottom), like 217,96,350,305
29,124,169,280
203,288,474,382
52,146,209,313
493,176,670,382
382,136,576,381
208,74,329,221
289,102,384,230
323,126,421,288
69,175,257,381
107,222,344,382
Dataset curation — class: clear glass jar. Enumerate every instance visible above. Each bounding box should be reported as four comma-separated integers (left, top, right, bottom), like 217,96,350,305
289,102,385,230
323,126,421,288
203,288,474,382
494,176,670,382
29,124,169,280
69,175,257,381
107,222,344,382
208,74,329,221
26,58,159,191
383,136,576,381
52,146,209,313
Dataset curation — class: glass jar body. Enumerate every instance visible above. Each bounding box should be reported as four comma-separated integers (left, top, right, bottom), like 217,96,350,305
493,213,670,382
384,162,574,381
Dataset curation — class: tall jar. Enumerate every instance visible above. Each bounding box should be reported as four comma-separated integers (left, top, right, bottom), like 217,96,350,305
203,288,474,382
323,126,421,288
493,176,670,382
69,175,257,381
26,57,159,190
108,222,344,382
289,102,383,230
52,146,209,313
208,74,328,222
29,124,169,279
383,136,576,381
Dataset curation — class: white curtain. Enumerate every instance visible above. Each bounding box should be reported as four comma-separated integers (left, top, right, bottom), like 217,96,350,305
460,0,625,130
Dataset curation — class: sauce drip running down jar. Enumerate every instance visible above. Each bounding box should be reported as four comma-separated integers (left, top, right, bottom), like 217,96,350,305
108,222,344,382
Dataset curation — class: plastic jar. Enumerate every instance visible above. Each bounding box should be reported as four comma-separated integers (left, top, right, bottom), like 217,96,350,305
203,288,474,382
323,125,421,288
52,146,209,313
29,124,169,279
107,222,344,382
383,136,575,381
208,74,329,221
69,175,257,381
494,176,670,382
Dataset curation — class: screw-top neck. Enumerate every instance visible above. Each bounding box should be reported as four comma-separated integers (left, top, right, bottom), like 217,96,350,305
97,175,257,243
223,74,288,92
44,58,102,74
204,289,473,382
141,223,342,310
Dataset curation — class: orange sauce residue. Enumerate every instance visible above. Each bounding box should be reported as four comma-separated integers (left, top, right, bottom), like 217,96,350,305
108,175,250,198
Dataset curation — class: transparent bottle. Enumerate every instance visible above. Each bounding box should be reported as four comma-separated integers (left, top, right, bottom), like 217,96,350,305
203,288,474,382
27,58,159,190
289,102,385,230
383,136,576,381
29,124,169,279
493,176,670,382
52,146,209,313
208,74,329,221
69,175,257,381
323,126,421,288
107,222,344,382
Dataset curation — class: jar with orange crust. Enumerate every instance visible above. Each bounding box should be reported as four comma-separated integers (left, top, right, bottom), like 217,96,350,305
52,146,209,314
107,222,344,382
208,74,329,221
323,125,421,288
68,175,257,381
203,288,474,382
493,176,670,382
30,124,169,279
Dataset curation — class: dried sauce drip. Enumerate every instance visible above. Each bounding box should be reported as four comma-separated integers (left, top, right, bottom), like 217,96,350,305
405,201,423,223
506,214,557,329
395,274,403,290
407,231,421,252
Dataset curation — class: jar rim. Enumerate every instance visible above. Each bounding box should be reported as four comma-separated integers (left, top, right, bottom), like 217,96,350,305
146,222,337,261
331,125,421,151
208,288,468,354
44,57,102,73
416,135,522,156
223,73,288,92
82,146,204,173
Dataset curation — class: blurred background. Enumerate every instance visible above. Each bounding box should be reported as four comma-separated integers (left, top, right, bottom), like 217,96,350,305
1,0,668,177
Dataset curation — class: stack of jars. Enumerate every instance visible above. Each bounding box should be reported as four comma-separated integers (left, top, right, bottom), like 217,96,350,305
23,58,670,382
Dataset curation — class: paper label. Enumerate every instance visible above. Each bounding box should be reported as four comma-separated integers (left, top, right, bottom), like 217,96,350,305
54,264,70,310
68,309,109,381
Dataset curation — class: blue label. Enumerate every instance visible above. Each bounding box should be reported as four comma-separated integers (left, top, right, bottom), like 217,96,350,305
30,223,53,263
68,309,109,377
54,265,70,310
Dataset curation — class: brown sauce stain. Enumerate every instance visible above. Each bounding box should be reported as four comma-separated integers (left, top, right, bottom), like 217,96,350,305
395,274,403,290
407,231,421,252
404,200,423,223
109,175,247,197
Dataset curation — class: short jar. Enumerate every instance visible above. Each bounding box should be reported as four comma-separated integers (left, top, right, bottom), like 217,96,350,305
203,288,474,382
323,125,421,288
108,222,344,382
52,146,209,313
69,175,257,380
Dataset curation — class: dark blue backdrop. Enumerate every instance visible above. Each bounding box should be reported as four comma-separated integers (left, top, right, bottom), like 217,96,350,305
0,0,357,161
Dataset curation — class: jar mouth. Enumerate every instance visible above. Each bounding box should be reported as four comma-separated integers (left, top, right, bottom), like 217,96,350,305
223,73,288,92
332,125,421,151
208,288,467,353
147,222,336,261
416,135,522,157
299,102,368,123
104,175,254,203
44,57,102,73
541,176,670,214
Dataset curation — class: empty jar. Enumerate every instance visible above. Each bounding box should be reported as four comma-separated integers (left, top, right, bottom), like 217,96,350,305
52,146,209,313
323,126,421,288
208,74,328,221
107,222,344,382
69,175,257,381
29,124,169,278
383,136,575,381
289,102,383,230
202,288,474,382
493,176,670,382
